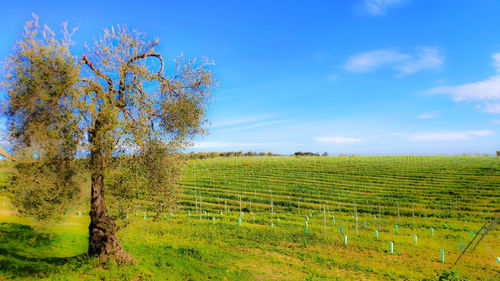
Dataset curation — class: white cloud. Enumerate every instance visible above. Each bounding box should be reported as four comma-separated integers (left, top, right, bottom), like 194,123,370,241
344,50,408,72
399,130,495,141
219,120,283,133
427,53,500,114
493,52,500,72
344,47,443,75
482,103,500,114
315,137,361,143
469,130,495,136
428,75,500,101
396,47,444,75
416,110,440,119
210,114,276,128
192,141,285,149
363,0,405,16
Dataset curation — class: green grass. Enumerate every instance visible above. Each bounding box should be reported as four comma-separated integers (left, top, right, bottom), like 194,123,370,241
1,156,499,280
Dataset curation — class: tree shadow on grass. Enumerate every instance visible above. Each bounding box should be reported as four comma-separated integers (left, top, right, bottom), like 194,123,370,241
0,222,88,279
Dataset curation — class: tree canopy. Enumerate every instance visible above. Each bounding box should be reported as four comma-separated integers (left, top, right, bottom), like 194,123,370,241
2,15,216,261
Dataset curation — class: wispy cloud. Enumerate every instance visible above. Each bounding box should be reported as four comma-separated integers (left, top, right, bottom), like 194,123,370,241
344,49,408,72
315,136,361,143
482,103,500,114
470,130,495,136
363,0,405,16
493,53,500,72
396,130,494,141
219,120,283,133
210,114,276,128
428,75,500,101
396,47,443,75
344,47,443,75
192,141,287,149
416,110,440,119
427,53,500,114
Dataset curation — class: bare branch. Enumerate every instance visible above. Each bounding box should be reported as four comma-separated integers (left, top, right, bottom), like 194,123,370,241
78,56,114,91
117,52,164,107
0,146,17,161
127,52,164,75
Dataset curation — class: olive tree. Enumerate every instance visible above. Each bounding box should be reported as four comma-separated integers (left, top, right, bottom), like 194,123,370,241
2,15,215,262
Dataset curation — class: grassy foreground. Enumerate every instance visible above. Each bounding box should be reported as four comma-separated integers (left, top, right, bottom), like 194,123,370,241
1,156,499,280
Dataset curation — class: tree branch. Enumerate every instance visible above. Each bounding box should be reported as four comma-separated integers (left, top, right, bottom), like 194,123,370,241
78,56,114,91
78,77,106,99
0,146,17,161
127,52,164,75
117,52,164,107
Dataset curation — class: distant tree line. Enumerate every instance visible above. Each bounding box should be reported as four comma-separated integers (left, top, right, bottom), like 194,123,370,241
185,151,336,159
294,151,319,156
294,151,329,156
187,151,278,159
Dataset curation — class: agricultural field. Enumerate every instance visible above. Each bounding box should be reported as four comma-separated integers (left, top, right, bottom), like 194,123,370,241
1,155,499,280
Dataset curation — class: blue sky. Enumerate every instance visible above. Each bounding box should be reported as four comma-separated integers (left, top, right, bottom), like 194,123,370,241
1,0,499,155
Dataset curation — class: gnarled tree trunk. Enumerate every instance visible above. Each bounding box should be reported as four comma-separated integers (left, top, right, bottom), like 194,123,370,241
88,120,134,263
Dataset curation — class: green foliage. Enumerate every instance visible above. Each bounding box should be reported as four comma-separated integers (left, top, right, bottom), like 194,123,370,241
3,15,81,157
2,16,84,223
435,270,469,281
105,142,184,215
136,141,184,212
9,159,81,221
1,15,215,226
